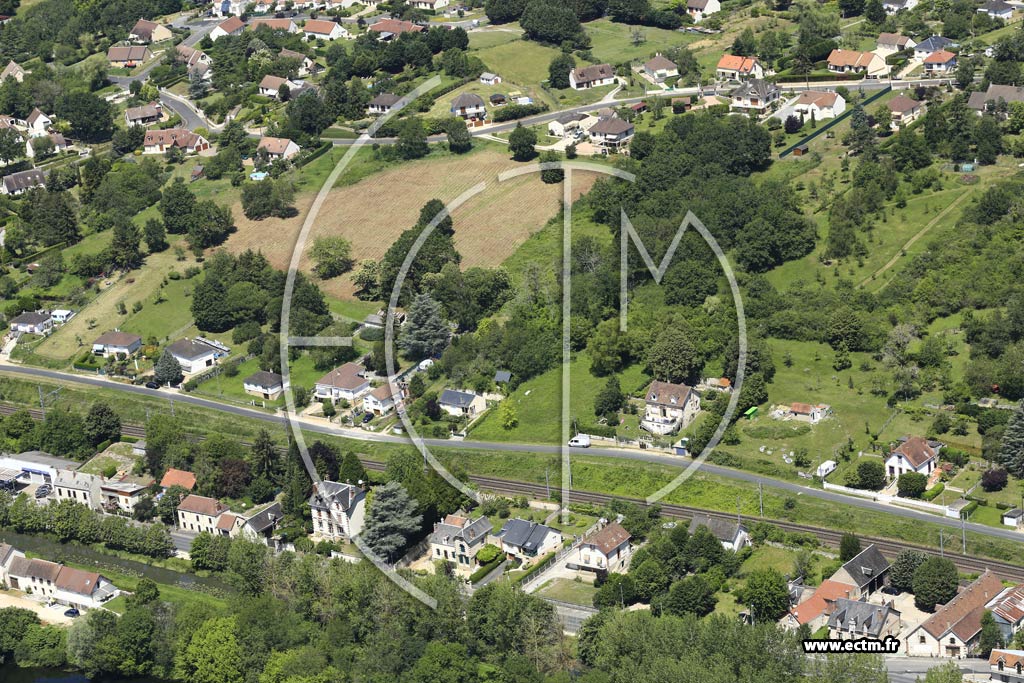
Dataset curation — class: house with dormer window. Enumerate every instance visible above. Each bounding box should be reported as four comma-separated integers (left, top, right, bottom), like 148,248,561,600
641,380,700,435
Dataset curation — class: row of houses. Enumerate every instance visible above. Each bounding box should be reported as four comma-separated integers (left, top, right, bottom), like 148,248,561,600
211,14,408,42
0,543,118,611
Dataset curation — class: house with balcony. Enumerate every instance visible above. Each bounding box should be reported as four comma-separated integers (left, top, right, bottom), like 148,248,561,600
640,380,700,435
729,79,780,114
315,362,370,404
588,116,634,153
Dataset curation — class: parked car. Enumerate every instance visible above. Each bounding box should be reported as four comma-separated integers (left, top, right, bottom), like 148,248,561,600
362,412,374,424
63,608,80,618
34,485,51,499
145,381,160,389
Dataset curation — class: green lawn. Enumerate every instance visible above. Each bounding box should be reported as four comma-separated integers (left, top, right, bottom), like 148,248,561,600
470,352,650,444
585,18,698,64
470,38,561,90
468,29,522,51
119,272,202,344
534,577,598,606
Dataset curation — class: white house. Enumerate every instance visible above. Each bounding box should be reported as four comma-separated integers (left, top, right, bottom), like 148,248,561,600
92,331,142,358
409,0,449,8
303,19,348,41
877,32,916,54
315,363,370,403
1003,509,1024,529
883,0,917,13
885,436,942,479
259,74,298,99
493,518,563,562
569,63,616,90
280,48,315,76
7,558,117,611
990,650,1024,683
143,129,209,155
26,132,67,158
211,16,245,40
310,480,366,541
789,402,831,424
177,494,229,533
572,521,631,573
548,112,588,137
905,570,1004,657
643,54,678,83
791,91,845,119
99,480,150,515
50,309,74,324
729,79,780,114
368,93,401,115
257,135,301,160
887,94,925,127
480,72,501,85
25,108,50,137
250,17,299,33
0,60,26,83
716,54,764,81
687,514,749,551
243,371,284,400
54,470,103,510
167,338,218,375
363,383,399,416
686,0,720,21
9,311,53,336
914,36,954,60
450,92,486,119
641,380,700,435
979,0,1014,20
439,389,487,418
428,512,493,576
923,50,957,74
826,49,888,77
588,115,634,153
1,169,46,195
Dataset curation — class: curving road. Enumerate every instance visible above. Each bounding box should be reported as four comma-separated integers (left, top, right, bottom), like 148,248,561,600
1,363,1022,547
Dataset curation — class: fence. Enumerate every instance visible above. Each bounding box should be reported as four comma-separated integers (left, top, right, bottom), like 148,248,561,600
821,480,951,515
778,85,892,158
519,518,603,588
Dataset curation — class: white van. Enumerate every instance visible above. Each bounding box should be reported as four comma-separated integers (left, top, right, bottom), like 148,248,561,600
568,434,591,448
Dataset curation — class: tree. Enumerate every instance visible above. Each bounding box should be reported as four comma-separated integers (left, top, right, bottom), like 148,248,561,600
58,92,114,142
594,376,624,416
980,610,1004,656
646,326,702,384
845,105,876,157
310,236,353,279
508,123,537,161
286,91,332,136
920,662,971,683
362,481,422,561
445,117,472,153
498,400,518,429
126,578,160,608
108,216,143,270
889,550,925,592
981,468,1008,492
0,127,22,163
83,402,121,447
408,641,478,683
160,177,197,235
241,180,293,221
25,189,79,246
176,617,244,683
398,293,451,360
520,0,585,46
999,401,1024,478
865,0,885,22
539,150,563,184
548,53,576,89
339,450,368,484
852,460,886,490
741,568,790,621
912,556,959,611
144,218,168,252
154,350,183,386
784,115,802,134
897,472,928,498
839,533,861,561
976,115,1004,165
397,118,429,160
664,574,717,617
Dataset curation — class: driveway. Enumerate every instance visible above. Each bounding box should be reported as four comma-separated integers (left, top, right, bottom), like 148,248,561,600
0,590,73,625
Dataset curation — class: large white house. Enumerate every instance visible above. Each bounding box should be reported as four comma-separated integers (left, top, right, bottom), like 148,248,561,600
569,64,615,90
686,0,720,21
572,521,632,573
177,494,229,534
363,383,399,416
885,436,942,479
167,338,219,375
790,91,846,119
9,311,53,336
92,331,142,358
641,380,700,435
309,480,366,541
494,518,563,562
439,389,487,418
303,19,348,41
6,554,118,611
315,362,370,403
428,512,493,576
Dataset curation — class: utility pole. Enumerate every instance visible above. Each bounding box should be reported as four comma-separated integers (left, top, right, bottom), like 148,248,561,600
38,385,44,417
736,496,742,525
962,513,967,555
545,468,550,500
759,482,764,518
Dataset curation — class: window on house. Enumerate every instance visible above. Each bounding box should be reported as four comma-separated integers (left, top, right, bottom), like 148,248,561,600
919,636,926,644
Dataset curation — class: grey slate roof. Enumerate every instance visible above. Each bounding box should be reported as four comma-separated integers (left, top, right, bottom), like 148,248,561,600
310,480,360,510
9,311,51,326
827,598,900,637
451,92,485,109
440,389,478,408
243,502,282,534
167,338,216,360
497,518,557,553
732,78,779,101
590,116,634,135
3,168,46,193
968,84,1024,110
839,544,890,589
916,36,954,52
688,513,746,544
369,93,401,107
494,370,512,383
244,371,283,389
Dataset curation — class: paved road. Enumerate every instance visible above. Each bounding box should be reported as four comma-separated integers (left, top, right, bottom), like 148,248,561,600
158,88,207,131
3,364,1024,548
883,656,989,683
170,529,197,552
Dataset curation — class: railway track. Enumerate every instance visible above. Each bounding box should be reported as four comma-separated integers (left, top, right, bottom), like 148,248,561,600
3,404,1022,579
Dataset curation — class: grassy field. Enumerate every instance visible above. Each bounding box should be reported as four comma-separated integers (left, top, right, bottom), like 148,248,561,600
534,577,598,606
585,18,698,64
470,38,561,91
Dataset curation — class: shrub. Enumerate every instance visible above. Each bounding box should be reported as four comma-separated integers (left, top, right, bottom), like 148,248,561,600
513,552,555,585
922,482,945,501
981,468,1008,492
897,472,928,498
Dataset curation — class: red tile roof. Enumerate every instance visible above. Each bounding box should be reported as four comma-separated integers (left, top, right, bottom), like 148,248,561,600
924,49,956,64
160,468,196,490
717,54,759,74
920,570,1004,641
369,18,423,34
790,580,855,625
584,522,631,556
892,436,939,469
178,494,225,517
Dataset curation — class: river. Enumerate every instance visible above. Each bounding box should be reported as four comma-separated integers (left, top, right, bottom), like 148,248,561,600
0,663,165,682
0,530,228,593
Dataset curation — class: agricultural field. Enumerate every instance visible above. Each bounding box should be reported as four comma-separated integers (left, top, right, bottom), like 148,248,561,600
223,145,597,300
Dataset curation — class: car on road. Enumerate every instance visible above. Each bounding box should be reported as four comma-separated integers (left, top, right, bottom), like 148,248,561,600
63,608,80,618
568,434,591,448
34,485,51,499
145,381,160,389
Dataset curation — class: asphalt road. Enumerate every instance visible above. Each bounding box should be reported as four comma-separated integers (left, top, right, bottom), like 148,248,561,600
158,89,206,131
3,364,1023,548
883,656,989,683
